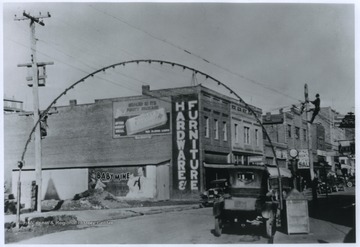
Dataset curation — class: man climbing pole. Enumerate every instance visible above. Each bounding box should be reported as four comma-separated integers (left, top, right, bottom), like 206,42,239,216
307,93,320,124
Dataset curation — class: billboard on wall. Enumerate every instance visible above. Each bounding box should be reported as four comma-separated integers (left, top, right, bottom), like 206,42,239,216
172,94,200,193
113,98,171,138
89,167,155,198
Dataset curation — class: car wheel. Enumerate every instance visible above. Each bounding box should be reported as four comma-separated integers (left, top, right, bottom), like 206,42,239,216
214,217,223,237
347,181,353,187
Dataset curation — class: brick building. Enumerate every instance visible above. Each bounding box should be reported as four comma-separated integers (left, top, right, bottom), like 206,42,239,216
5,85,263,208
262,105,352,184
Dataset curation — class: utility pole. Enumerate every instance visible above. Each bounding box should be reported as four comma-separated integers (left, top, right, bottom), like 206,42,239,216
15,11,52,214
304,84,317,203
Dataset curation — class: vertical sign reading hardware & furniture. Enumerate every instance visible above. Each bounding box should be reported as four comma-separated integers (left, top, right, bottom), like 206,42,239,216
172,94,200,195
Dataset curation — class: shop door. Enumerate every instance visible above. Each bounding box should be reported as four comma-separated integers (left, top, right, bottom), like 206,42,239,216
156,163,170,200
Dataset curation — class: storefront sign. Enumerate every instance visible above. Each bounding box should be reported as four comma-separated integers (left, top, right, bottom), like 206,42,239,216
172,94,200,192
317,150,327,156
298,149,310,169
113,98,170,138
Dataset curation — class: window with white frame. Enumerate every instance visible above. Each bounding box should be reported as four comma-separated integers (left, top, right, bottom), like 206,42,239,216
234,123,239,143
214,119,219,140
255,129,259,146
204,116,209,138
223,121,227,141
244,126,250,144
287,124,292,138
295,127,300,139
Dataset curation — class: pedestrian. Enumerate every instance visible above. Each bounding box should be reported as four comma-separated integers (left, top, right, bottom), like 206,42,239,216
307,93,320,124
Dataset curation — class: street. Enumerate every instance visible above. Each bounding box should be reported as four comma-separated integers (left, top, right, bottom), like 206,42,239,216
11,187,355,244
16,207,271,244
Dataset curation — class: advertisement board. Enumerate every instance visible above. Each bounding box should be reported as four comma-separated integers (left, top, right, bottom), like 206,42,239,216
89,167,150,197
113,98,171,138
172,94,200,193
298,149,310,169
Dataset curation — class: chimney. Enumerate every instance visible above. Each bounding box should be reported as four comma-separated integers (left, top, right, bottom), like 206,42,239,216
279,108,283,114
69,99,77,106
142,85,150,95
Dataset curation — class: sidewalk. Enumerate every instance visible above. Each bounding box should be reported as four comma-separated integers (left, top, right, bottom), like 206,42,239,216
273,217,353,243
273,188,356,243
5,204,200,225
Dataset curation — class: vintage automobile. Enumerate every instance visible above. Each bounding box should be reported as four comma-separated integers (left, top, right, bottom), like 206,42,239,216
317,182,332,194
210,164,292,238
346,176,355,188
200,179,229,207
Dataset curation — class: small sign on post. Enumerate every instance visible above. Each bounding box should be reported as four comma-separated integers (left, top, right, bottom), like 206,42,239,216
298,149,310,169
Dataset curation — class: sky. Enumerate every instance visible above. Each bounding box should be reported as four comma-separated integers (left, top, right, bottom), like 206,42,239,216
2,1,356,115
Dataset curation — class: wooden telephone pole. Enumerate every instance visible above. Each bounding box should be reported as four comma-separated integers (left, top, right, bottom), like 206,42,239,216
304,84,317,203
15,11,52,215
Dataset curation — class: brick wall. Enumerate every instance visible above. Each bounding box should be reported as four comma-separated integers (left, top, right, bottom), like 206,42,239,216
5,100,172,191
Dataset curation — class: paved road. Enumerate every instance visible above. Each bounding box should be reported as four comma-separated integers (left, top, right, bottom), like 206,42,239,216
17,207,271,244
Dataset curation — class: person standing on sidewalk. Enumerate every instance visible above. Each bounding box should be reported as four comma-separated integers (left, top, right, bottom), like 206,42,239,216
307,93,320,124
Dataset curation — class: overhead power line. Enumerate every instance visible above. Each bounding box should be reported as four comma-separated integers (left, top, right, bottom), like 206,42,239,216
88,4,302,103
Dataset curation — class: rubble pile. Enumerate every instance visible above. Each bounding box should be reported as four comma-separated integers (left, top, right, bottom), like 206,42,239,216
50,189,130,211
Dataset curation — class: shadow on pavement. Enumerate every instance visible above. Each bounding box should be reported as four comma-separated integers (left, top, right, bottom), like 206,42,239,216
211,223,272,242
309,193,355,243
308,194,355,228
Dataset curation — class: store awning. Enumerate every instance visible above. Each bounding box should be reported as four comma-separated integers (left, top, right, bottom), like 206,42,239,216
203,163,267,170
267,167,292,178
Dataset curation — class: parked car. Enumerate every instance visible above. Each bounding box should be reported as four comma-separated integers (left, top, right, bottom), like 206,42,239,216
200,179,228,207
331,184,339,192
212,165,292,238
346,176,355,187
337,182,345,191
317,182,332,194
335,177,346,191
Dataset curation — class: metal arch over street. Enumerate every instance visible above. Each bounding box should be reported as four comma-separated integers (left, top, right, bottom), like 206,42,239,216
19,59,283,207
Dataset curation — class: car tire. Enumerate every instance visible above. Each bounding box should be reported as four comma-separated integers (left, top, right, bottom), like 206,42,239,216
214,217,223,237
347,181,353,188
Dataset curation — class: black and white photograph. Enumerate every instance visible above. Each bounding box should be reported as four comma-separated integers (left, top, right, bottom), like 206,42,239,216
2,1,356,244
